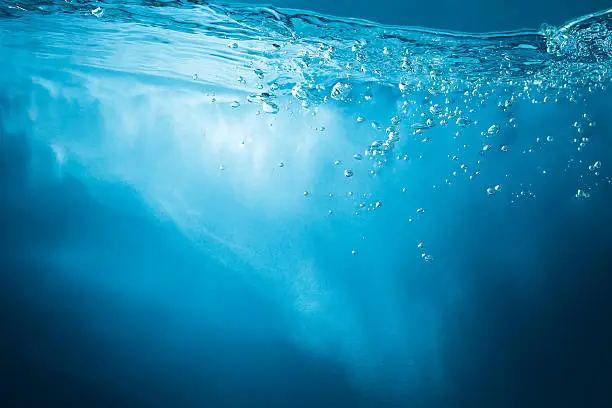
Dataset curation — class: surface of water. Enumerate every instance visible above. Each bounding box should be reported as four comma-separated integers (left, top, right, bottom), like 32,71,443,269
1,1,612,407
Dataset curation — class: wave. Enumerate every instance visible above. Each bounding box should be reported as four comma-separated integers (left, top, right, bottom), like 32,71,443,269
2,1,612,93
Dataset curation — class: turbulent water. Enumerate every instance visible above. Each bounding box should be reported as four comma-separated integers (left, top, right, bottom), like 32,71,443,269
2,0,612,404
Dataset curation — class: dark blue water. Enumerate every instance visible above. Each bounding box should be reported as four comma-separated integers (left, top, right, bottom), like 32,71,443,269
2,1,612,407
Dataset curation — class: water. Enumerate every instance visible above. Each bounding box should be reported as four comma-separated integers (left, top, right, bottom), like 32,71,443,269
2,1,612,407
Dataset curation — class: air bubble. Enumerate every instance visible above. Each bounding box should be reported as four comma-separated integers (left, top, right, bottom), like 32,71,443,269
91,7,104,17
487,124,500,135
546,135,554,142
344,169,354,177
262,101,279,114
429,104,442,115
353,153,363,160
330,82,352,101
456,117,472,127
575,188,590,199
231,101,240,108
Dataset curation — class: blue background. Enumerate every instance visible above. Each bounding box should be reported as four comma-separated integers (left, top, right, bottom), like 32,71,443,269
242,0,610,32
2,1,612,407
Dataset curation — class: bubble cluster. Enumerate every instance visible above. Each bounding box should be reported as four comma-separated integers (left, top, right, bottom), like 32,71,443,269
11,0,612,262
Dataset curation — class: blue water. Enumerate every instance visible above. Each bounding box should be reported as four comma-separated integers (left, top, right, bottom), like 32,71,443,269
1,1,612,407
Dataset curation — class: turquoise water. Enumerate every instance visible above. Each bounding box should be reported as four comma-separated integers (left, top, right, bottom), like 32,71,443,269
1,1,612,406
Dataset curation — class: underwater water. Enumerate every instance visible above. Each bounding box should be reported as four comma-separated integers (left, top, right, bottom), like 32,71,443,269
1,0,612,407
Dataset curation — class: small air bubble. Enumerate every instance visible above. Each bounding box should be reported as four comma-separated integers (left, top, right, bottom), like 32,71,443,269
344,169,354,177
500,145,509,152
356,116,365,123
546,135,554,142
192,73,199,81
353,153,363,160
417,242,424,249
303,191,310,197
416,208,425,214
422,254,434,262
575,188,590,199
231,101,241,108
456,117,472,127
91,7,104,18
262,101,279,114
487,124,500,135
228,42,239,49
330,82,352,101
218,164,225,171
351,249,358,256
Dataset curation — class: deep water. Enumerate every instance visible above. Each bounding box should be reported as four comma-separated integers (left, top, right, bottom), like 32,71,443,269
2,1,612,407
